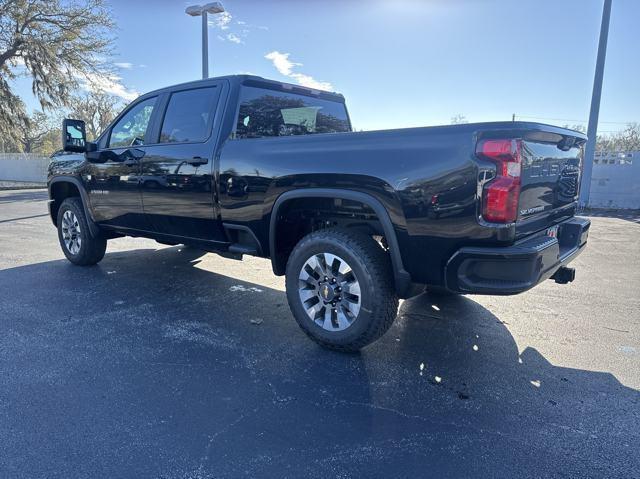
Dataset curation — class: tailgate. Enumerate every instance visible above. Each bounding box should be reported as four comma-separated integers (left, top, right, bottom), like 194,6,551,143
516,130,586,237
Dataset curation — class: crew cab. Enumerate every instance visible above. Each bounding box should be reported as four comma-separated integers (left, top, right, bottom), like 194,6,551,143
49,75,590,351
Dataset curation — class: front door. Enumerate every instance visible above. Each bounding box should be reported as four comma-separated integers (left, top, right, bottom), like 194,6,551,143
139,84,226,243
86,96,158,230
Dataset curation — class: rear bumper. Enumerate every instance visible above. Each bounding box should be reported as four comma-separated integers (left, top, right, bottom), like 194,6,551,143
445,217,590,295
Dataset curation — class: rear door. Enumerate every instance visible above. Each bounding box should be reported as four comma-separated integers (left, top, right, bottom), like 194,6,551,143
139,82,227,242
516,130,585,237
219,82,352,223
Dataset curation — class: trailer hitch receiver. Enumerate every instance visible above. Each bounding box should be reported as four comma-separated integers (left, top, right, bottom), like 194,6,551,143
551,266,576,285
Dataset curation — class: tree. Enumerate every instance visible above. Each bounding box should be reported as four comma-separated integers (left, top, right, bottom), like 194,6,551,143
0,0,114,144
596,134,616,153
562,124,586,133
19,110,56,153
562,123,640,153
614,123,640,151
69,91,123,140
594,123,640,153
38,126,62,155
451,114,468,125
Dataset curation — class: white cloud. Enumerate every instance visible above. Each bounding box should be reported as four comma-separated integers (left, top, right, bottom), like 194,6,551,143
208,10,267,43
114,62,133,69
209,11,232,30
264,51,300,76
264,51,334,91
226,33,243,44
80,72,139,102
289,73,333,91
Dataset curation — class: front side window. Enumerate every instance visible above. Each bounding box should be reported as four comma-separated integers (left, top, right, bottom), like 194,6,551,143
160,87,220,143
235,86,351,139
108,97,156,148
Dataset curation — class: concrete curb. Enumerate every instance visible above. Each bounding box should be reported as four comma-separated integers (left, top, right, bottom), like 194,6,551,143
0,181,47,191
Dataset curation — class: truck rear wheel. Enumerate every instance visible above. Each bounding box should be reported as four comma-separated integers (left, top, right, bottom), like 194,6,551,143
285,228,399,351
57,198,107,266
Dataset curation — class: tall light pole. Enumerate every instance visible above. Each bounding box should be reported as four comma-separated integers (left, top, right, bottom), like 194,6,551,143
580,0,612,208
185,2,225,79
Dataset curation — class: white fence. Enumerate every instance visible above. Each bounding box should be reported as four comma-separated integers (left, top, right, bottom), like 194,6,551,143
589,151,640,209
0,153,50,183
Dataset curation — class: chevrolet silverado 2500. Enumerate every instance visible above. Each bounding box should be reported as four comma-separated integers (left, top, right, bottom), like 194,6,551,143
49,75,590,350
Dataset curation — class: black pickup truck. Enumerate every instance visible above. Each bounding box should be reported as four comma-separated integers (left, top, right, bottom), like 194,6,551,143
49,75,590,351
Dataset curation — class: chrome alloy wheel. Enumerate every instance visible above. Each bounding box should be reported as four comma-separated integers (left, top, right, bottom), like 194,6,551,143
61,210,82,255
298,253,362,331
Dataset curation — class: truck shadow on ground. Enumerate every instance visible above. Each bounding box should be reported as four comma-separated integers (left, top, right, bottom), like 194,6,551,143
0,245,638,477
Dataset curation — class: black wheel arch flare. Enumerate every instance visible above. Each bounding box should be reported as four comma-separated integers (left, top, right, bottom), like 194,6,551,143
269,188,412,297
48,176,101,239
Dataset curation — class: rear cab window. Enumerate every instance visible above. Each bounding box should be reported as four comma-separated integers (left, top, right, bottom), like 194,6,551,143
235,85,351,139
159,87,220,143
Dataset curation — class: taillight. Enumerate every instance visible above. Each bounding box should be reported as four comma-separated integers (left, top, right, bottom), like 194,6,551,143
477,139,522,223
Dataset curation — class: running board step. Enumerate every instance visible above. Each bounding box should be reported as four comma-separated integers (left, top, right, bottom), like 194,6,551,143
228,244,258,255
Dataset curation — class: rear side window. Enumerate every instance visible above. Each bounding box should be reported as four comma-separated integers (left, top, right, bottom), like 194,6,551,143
159,87,219,143
235,86,350,139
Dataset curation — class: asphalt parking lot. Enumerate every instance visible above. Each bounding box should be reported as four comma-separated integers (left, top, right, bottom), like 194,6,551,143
1,189,638,478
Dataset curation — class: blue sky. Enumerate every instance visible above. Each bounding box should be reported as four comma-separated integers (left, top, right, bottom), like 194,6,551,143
16,0,640,133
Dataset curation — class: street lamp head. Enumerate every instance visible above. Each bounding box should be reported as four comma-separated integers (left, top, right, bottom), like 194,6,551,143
185,5,203,16
185,2,225,16
203,2,225,14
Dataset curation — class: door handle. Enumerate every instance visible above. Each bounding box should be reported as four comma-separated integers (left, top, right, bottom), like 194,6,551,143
123,158,139,167
186,156,208,166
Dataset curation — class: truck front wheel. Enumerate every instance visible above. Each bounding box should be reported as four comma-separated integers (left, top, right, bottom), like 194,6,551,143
56,197,107,266
285,228,399,351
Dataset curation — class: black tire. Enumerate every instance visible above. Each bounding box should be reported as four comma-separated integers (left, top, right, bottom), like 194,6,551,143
57,197,107,266
285,228,399,352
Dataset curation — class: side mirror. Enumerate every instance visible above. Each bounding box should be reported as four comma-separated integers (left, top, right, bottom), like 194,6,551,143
62,119,87,152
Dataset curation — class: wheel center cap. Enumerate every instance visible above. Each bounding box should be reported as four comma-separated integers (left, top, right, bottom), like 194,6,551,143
319,283,335,302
